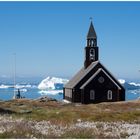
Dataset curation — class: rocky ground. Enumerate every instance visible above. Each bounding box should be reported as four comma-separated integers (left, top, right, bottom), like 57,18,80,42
0,97,140,138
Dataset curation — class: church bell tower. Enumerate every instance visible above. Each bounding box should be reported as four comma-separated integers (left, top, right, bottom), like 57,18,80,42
84,21,99,69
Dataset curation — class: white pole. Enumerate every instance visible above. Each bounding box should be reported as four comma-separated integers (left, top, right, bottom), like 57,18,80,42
13,53,16,99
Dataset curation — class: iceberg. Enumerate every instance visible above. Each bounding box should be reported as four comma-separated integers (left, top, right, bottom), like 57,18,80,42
15,84,25,89
129,89,140,94
15,84,36,89
129,82,140,87
118,79,125,84
0,83,36,89
38,90,63,95
0,84,10,89
38,76,69,90
15,88,27,93
118,79,140,90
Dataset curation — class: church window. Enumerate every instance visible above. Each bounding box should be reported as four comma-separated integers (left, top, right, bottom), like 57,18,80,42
90,39,96,47
98,76,105,83
90,48,95,60
90,48,94,55
90,90,95,100
66,89,72,98
107,90,112,100
93,39,97,46
91,40,94,47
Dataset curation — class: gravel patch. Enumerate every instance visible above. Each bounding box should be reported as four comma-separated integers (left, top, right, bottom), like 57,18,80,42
0,115,139,138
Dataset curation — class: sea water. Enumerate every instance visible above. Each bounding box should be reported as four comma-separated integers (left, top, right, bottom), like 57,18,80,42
0,77,140,101
0,86,140,101
0,86,63,101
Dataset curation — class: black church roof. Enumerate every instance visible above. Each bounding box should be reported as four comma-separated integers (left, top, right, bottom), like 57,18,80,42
87,21,97,39
64,61,124,90
80,68,121,90
64,61,99,88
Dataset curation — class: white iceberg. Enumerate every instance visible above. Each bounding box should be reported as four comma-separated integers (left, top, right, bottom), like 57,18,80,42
15,84,36,89
129,89,140,94
118,79,125,84
38,76,69,90
38,90,63,95
129,82,140,87
15,84,25,89
15,88,27,93
0,84,34,89
0,84,9,89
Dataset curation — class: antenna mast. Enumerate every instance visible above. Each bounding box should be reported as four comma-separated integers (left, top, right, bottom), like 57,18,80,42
13,53,16,99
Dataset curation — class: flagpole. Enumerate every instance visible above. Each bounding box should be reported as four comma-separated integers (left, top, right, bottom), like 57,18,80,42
13,53,16,99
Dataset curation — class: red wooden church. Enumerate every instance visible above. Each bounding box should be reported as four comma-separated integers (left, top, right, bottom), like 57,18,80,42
63,21,125,104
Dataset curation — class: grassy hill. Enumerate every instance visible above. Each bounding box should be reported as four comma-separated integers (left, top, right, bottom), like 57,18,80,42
0,98,140,138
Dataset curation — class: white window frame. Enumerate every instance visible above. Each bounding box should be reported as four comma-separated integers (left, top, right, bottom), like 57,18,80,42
107,90,112,100
90,90,95,100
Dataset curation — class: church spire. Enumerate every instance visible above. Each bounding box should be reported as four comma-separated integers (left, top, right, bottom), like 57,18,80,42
84,20,99,69
87,21,97,39
87,21,97,47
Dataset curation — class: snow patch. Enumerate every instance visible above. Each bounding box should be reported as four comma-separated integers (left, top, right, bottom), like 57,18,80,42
63,99,71,103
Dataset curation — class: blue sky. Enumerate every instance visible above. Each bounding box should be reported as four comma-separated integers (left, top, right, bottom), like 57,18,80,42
0,2,140,80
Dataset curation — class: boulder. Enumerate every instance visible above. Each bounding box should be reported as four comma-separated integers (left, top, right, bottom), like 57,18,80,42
37,96,57,102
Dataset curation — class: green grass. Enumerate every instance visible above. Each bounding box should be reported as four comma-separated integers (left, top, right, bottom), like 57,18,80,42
61,128,97,139
0,99,139,124
0,99,139,138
